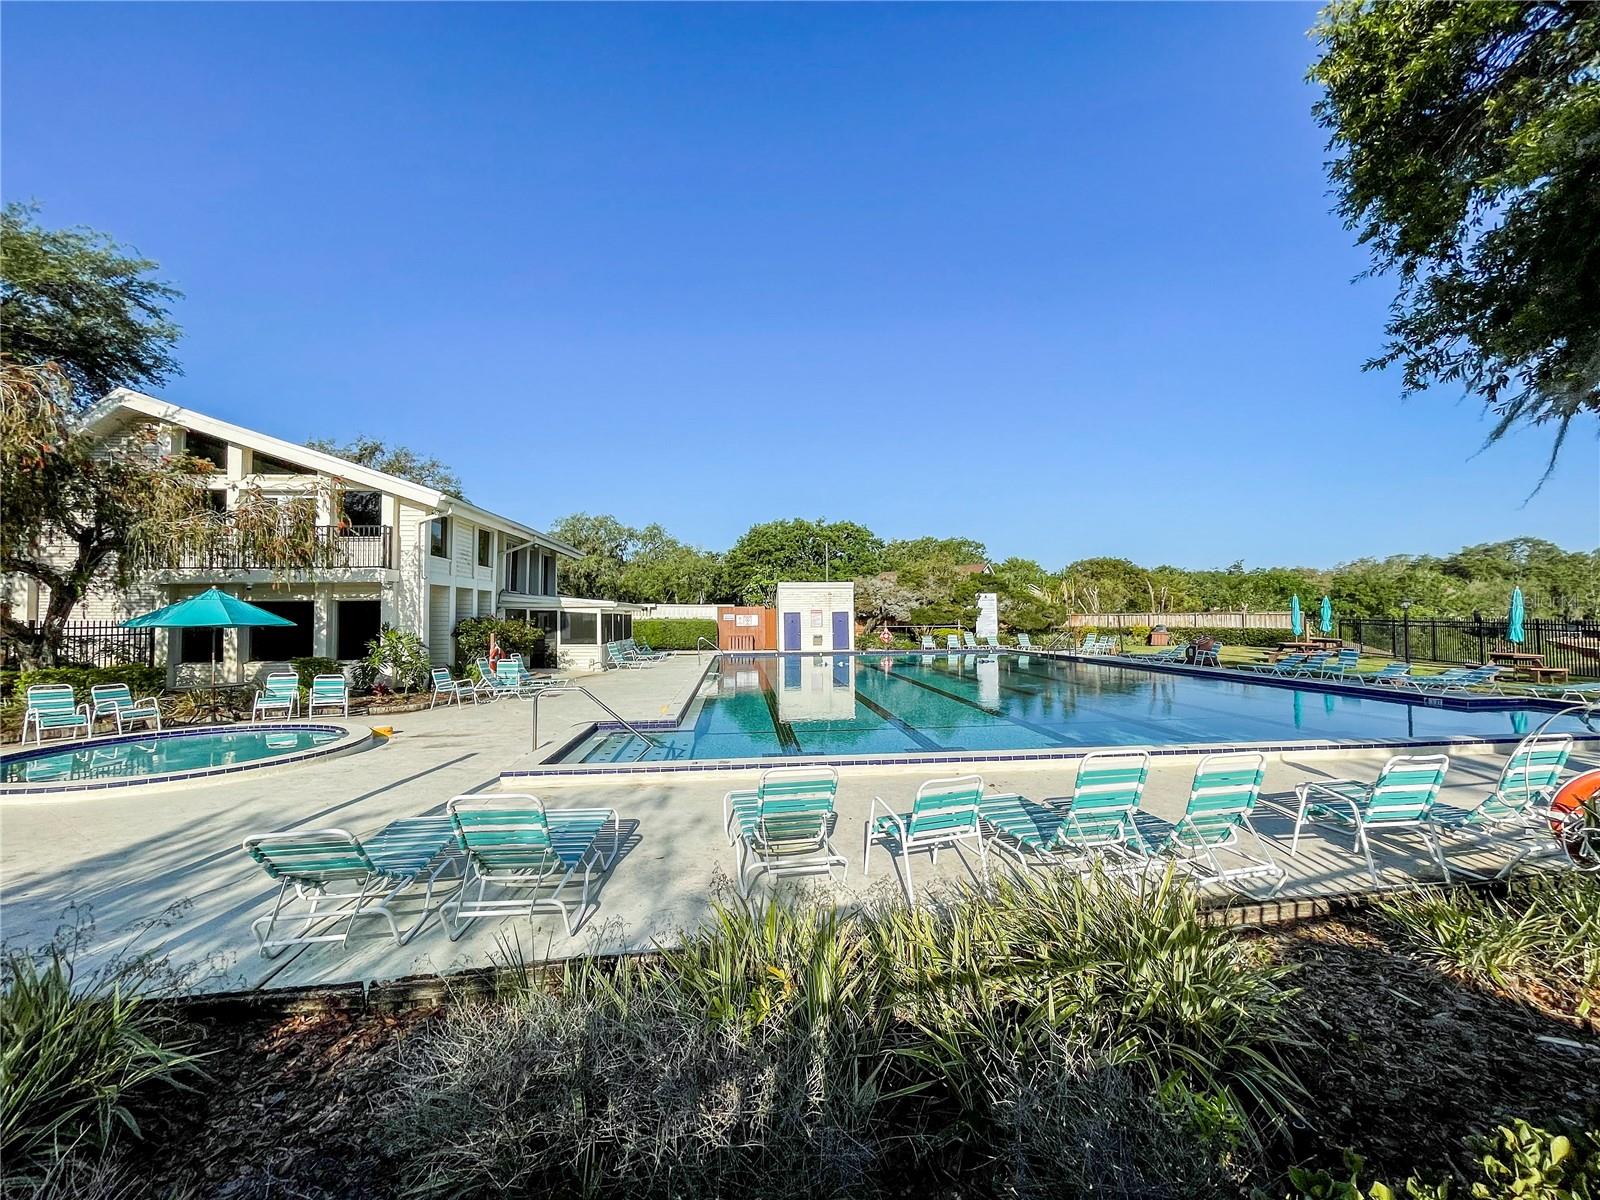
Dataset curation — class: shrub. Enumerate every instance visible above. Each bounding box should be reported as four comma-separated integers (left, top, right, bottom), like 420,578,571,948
288,656,340,691
379,869,1298,1197
0,948,203,1180
453,616,546,672
15,665,167,701
361,626,433,694
633,618,716,651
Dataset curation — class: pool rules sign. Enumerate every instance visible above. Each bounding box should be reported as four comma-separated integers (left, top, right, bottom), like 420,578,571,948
976,593,999,640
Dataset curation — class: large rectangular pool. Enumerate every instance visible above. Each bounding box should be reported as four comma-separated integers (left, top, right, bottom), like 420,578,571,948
556,652,1583,764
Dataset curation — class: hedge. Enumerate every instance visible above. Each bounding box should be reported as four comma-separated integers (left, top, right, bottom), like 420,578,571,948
634,618,717,651
15,664,168,700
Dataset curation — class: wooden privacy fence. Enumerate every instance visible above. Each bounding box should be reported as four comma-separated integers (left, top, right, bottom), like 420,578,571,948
1067,612,1294,630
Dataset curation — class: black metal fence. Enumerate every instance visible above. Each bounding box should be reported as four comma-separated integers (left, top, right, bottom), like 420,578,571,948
1,622,156,669
1340,616,1600,678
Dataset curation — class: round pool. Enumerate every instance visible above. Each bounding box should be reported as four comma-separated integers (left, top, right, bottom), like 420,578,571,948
0,724,368,794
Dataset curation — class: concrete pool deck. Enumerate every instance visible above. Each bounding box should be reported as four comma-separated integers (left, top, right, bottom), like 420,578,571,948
1,653,1593,997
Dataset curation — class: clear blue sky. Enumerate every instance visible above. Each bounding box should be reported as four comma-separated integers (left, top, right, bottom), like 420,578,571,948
4,3,1594,568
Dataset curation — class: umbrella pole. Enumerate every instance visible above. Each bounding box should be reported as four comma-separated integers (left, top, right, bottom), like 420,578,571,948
211,630,220,725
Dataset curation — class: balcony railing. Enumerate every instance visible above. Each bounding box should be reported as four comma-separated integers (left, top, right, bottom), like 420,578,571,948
161,525,392,571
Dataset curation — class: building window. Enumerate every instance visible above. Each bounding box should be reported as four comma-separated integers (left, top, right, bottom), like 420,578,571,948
247,600,315,660
177,627,222,664
560,611,598,644
342,491,382,530
429,518,448,558
251,451,301,476
183,430,228,470
335,599,382,660
477,529,491,567
542,554,557,595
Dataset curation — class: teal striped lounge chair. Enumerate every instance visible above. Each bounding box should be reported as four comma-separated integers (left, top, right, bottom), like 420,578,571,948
623,638,668,662
1191,642,1223,667
496,659,556,696
1015,633,1033,650
1284,753,1451,885
725,767,846,895
21,685,91,746
471,658,514,698
864,774,988,903
89,683,161,735
1528,681,1600,704
306,674,349,717
1431,731,1573,835
946,634,961,650
962,632,979,650
252,672,300,721
1243,653,1305,677
984,750,1152,871
1430,733,1575,879
1132,752,1282,895
242,816,463,958
442,794,620,938
982,635,1000,650
1352,662,1411,686
1284,653,1331,678
921,635,937,651
430,667,475,708
1305,648,1361,679
1400,665,1506,694
1141,645,1188,665
605,641,652,670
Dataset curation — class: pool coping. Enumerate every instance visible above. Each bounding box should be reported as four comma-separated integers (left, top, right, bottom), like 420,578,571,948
0,721,375,799
509,650,1596,781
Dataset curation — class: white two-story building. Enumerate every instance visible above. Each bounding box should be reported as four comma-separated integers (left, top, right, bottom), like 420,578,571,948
4,390,635,679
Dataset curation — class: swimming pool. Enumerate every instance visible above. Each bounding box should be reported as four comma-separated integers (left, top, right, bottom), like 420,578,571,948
555,653,1587,765
1,725,354,790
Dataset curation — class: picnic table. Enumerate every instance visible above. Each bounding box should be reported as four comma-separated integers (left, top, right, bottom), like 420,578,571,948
1488,650,1567,683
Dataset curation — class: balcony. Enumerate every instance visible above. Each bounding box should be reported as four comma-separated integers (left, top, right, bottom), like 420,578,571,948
161,525,393,571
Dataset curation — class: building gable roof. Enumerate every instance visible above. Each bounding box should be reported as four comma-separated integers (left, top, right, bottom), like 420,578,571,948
82,389,580,557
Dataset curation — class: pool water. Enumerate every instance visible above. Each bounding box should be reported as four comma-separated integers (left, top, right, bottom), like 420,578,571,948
562,653,1583,764
1,727,346,785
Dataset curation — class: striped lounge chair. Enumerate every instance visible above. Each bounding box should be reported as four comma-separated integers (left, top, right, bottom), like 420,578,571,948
724,767,846,895
21,685,91,746
864,775,989,903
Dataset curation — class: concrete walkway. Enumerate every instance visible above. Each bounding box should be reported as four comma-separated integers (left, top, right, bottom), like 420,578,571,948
0,654,1590,996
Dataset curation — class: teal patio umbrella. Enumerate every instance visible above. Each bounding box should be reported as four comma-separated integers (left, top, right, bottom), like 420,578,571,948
1319,595,1333,635
122,587,295,720
1507,587,1526,646
1290,595,1303,638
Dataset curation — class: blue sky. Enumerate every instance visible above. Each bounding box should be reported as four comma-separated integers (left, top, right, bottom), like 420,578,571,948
4,3,1594,568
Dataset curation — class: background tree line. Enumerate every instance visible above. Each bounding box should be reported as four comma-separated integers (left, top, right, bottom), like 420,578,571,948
545,514,1598,629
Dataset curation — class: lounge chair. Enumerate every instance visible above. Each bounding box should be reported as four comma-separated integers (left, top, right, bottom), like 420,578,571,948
623,638,668,662
1431,732,1573,835
441,794,620,938
725,767,847,895
1398,665,1506,694
962,632,979,650
242,816,462,957
1015,633,1033,650
1241,653,1305,676
430,667,476,708
1351,662,1411,686
946,634,961,650
1528,681,1600,704
1132,752,1282,895
1284,653,1331,678
21,684,91,746
864,774,989,903
1306,648,1361,679
981,635,1000,650
1140,645,1188,665
251,672,300,721
984,750,1152,870
1282,753,1451,885
89,683,161,735
605,642,653,670
1191,642,1223,667
306,673,349,717
496,659,558,696
920,635,937,651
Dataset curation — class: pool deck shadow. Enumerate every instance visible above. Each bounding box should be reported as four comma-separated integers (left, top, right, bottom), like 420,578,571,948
1,653,1593,996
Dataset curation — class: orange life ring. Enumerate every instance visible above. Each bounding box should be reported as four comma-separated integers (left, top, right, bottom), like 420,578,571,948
1549,769,1600,867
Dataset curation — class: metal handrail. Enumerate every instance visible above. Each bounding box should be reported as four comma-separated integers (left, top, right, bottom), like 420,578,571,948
527,685,659,753
696,636,720,662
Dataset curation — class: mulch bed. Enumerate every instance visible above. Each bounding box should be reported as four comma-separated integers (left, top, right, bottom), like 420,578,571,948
120,911,1600,1199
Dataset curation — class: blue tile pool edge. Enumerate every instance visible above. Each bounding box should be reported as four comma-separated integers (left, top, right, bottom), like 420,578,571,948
0,722,374,798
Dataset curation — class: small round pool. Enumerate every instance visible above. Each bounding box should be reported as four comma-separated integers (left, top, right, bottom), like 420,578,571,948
0,724,365,793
